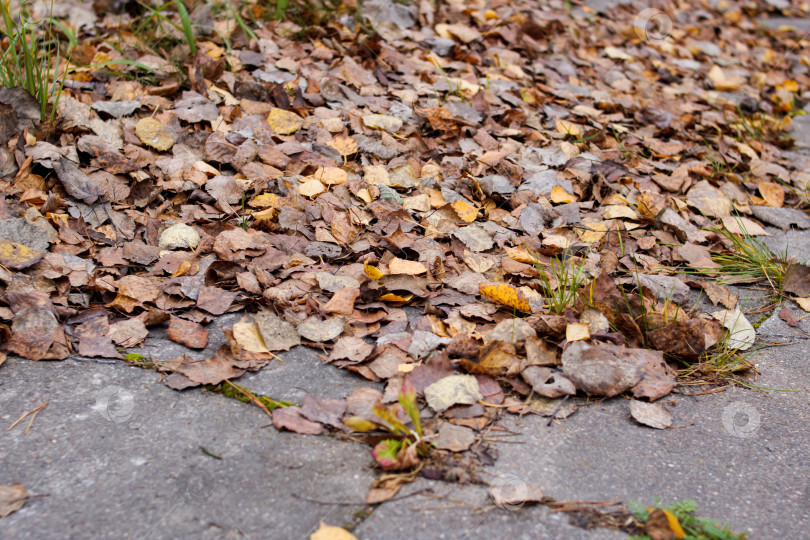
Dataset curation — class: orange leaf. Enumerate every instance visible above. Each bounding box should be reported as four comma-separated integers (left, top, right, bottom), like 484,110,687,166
758,182,784,208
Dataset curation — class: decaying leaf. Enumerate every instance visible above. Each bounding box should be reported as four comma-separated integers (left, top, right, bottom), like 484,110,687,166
424,374,482,412
0,483,27,518
135,117,177,151
267,108,303,134
629,400,672,429
167,317,209,349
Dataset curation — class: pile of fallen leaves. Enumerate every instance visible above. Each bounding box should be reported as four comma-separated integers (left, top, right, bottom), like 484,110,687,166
3,0,810,501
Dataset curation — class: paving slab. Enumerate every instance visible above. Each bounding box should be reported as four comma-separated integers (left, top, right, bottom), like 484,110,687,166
3,234,810,539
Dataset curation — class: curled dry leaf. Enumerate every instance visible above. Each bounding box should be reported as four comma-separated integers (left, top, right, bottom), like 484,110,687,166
0,483,27,518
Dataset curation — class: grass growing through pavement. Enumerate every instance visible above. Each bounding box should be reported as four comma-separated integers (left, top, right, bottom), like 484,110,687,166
682,218,791,294
677,332,755,382
628,499,746,540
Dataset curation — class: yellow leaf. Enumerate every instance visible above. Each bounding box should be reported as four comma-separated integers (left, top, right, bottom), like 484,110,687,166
662,509,686,539
575,222,607,243
326,134,358,156
299,179,325,198
602,205,638,220
135,118,177,151
378,292,414,303
267,107,303,135
232,322,270,353
252,208,278,222
310,522,358,540
342,416,378,433
171,260,193,277
566,323,590,342
780,79,799,92
249,193,281,209
450,200,478,223
708,65,744,91
388,257,427,275
479,282,532,313
364,260,385,280
0,238,44,270
505,246,539,264
555,118,581,137
550,185,576,204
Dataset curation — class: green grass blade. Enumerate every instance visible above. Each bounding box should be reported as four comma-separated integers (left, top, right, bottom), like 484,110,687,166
175,0,196,55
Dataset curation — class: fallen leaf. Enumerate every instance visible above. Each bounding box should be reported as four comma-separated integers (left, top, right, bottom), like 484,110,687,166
53,157,104,204
362,114,403,132
778,306,799,327
298,316,345,342
166,317,209,349
758,182,785,208
629,400,672,429
172,346,245,385
479,282,532,313
0,238,44,270
566,323,590,342
434,423,476,452
267,107,303,134
721,216,769,236
325,134,358,156
272,407,323,435
783,264,810,297
711,309,756,350
299,179,325,198
424,374,482,412
135,117,177,151
196,286,237,315
254,311,301,352
0,483,27,518
232,321,270,353
646,508,686,540
550,185,576,204
310,522,358,540
388,258,427,275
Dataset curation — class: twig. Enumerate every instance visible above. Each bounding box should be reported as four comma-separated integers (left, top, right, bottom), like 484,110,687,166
8,401,48,433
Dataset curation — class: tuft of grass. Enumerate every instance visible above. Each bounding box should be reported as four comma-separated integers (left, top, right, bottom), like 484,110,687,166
0,0,68,121
532,248,587,315
676,332,755,381
237,194,252,230
135,0,199,54
684,218,791,293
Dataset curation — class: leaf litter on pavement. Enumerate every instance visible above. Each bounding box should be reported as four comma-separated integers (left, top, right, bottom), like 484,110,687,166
0,0,808,515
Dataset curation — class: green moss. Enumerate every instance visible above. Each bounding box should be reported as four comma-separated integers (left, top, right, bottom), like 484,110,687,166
219,381,293,410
